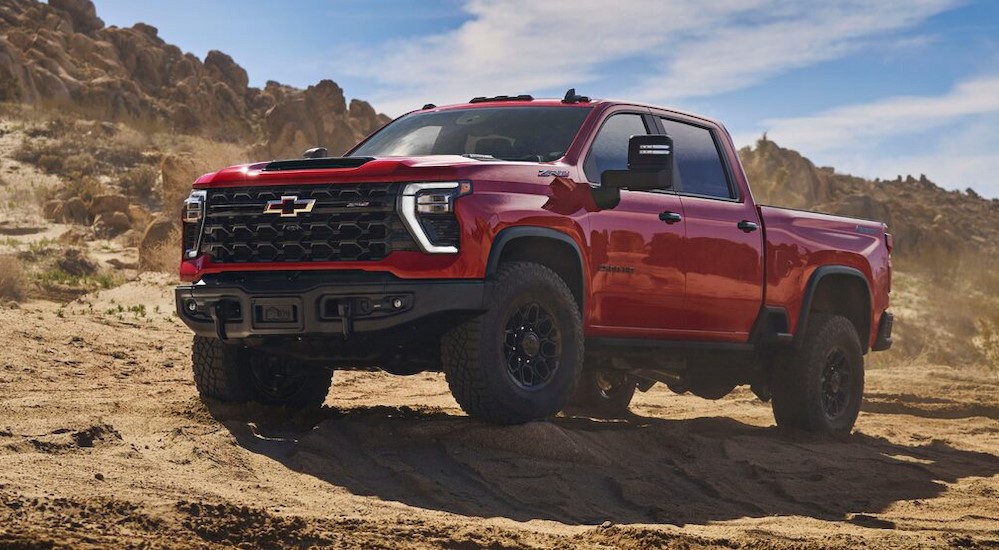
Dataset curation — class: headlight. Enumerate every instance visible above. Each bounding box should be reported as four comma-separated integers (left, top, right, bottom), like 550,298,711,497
399,181,472,254
183,190,207,224
182,190,207,259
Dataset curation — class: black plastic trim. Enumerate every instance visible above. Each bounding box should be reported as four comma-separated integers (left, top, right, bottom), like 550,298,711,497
749,305,793,348
176,278,484,339
262,157,374,171
587,337,754,352
872,310,893,351
485,226,586,312
795,265,872,351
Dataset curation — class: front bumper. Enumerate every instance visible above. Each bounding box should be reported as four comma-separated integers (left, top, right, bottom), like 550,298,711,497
175,274,485,340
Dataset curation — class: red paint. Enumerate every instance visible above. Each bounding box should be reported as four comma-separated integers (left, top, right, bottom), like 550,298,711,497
181,98,891,347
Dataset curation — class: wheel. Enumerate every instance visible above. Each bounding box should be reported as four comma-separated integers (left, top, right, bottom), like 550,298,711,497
191,336,333,408
771,314,865,433
442,262,583,424
564,368,636,419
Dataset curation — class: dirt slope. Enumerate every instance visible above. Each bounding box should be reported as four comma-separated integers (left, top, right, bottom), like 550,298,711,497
0,277,996,549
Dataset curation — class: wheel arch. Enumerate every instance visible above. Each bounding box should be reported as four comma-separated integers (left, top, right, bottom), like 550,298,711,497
486,226,586,313
795,266,872,353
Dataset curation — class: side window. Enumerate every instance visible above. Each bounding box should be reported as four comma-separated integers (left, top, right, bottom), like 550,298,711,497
661,118,733,199
583,113,648,184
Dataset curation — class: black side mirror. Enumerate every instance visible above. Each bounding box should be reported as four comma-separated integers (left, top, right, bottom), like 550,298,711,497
600,134,673,191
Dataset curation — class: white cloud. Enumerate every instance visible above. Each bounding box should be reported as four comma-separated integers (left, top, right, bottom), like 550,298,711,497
337,0,958,115
761,76,999,197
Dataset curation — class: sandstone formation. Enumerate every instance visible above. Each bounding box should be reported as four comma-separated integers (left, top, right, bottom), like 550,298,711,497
739,137,999,261
0,0,389,154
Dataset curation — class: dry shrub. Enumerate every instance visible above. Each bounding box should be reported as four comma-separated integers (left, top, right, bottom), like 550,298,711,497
140,227,180,274
0,255,27,301
975,318,999,372
120,165,158,201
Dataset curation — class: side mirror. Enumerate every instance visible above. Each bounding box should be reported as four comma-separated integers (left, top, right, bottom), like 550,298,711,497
600,134,673,191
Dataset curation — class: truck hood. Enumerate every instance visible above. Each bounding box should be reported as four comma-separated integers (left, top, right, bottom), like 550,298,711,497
193,155,560,187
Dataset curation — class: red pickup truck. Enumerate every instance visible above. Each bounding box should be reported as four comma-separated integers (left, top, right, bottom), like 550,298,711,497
175,90,893,433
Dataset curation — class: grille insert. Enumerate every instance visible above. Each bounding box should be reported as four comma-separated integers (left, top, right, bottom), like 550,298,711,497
199,183,417,263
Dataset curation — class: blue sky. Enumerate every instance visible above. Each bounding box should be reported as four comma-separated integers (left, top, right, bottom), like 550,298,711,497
90,0,999,197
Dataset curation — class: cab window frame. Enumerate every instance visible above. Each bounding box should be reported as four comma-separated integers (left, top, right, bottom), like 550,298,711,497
653,115,741,202
582,111,658,186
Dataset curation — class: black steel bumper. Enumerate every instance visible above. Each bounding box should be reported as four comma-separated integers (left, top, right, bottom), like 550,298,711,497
872,311,893,351
175,275,485,340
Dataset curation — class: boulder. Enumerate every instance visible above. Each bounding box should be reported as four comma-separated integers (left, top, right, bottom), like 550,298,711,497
160,154,197,214
62,196,90,225
90,193,129,216
92,210,130,238
138,215,177,272
48,0,104,35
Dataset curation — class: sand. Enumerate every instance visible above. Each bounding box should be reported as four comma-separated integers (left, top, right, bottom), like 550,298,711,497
0,275,996,548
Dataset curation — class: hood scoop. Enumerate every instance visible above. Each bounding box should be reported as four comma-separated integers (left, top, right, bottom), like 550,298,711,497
262,157,375,172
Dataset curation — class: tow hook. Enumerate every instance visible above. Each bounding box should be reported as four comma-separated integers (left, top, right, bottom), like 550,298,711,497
209,301,229,342
338,301,353,338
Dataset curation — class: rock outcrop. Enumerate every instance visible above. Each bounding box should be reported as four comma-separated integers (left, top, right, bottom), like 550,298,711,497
739,137,999,261
0,0,389,152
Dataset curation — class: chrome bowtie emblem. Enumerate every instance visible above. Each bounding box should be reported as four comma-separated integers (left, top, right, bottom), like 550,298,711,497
263,195,316,217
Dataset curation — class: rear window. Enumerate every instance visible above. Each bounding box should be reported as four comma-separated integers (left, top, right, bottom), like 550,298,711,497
350,106,592,162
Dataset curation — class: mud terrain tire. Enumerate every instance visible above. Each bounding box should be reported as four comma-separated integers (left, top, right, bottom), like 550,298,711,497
191,336,333,408
771,314,865,433
442,262,583,424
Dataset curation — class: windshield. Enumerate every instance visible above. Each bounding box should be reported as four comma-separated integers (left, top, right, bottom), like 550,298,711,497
350,106,592,162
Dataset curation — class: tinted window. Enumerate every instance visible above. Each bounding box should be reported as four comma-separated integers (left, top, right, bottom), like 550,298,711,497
584,113,648,183
350,106,592,162
661,119,732,199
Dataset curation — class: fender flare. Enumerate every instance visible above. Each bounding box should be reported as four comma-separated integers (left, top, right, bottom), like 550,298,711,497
485,226,587,308
795,265,872,351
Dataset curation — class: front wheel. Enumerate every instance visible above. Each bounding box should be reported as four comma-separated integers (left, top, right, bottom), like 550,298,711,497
770,314,865,433
191,336,333,408
442,262,583,424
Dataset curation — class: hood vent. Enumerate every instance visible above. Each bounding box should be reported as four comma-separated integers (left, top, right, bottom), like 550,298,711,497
262,157,374,172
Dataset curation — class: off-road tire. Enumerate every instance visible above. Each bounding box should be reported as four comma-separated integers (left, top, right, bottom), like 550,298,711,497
564,368,636,419
771,314,865,433
442,262,584,424
191,336,333,408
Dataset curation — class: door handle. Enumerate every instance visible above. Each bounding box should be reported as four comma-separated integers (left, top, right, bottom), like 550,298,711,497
659,211,682,224
737,220,759,233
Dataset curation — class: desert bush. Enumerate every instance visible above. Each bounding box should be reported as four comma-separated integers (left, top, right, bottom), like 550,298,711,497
0,254,26,301
60,176,106,204
975,318,999,372
62,152,98,177
120,165,158,200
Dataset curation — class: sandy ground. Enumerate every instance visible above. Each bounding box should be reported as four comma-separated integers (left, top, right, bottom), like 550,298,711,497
0,276,994,549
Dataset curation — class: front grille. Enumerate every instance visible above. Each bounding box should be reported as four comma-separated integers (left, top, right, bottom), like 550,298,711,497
198,183,418,263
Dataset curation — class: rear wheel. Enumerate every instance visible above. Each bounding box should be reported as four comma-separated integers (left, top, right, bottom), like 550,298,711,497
564,368,637,419
442,262,583,424
771,314,864,433
191,336,333,408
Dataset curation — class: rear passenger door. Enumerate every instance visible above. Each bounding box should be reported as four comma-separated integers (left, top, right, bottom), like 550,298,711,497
582,110,687,336
658,117,764,340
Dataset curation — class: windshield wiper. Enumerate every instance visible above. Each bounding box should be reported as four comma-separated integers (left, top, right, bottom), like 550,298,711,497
461,153,496,161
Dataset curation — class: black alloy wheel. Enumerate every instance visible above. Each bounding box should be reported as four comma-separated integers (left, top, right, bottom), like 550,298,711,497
504,302,562,390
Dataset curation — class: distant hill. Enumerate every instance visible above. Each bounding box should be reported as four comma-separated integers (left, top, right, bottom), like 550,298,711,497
0,0,389,158
739,137,999,264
